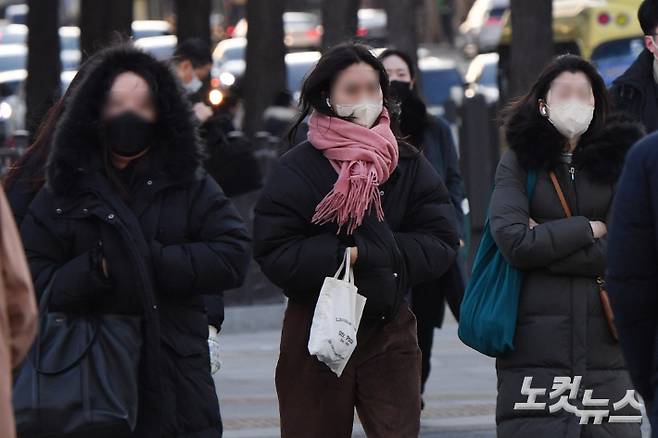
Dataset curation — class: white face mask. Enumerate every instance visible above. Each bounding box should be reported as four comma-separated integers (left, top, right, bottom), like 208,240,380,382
546,96,594,140
184,74,203,94
331,99,383,128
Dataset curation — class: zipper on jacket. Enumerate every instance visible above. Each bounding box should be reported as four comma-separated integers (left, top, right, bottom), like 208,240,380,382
567,165,580,215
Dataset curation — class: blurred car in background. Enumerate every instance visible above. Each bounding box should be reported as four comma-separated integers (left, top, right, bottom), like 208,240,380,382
211,38,247,93
230,12,322,51
5,3,26,24
464,52,499,104
459,0,509,57
0,42,79,73
0,68,75,146
212,36,246,84
0,44,25,72
209,50,321,108
0,23,26,44
134,34,177,61
213,36,247,66
356,9,387,46
285,50,321,102
131,20,173,40
0,24,80,50
418,56,464,121
283,12,322,50
591,35,644,86
0,20,170,48
498,0,644,94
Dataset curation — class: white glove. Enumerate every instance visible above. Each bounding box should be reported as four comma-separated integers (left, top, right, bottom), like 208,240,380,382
208,325,222,375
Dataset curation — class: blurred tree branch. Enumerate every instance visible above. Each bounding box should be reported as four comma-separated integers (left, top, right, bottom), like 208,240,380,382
26,0,61,139
508,0,553,98
321,0,358,50
176,0,212,46
243,0,287,136
80,0,133,60
383,0,421,67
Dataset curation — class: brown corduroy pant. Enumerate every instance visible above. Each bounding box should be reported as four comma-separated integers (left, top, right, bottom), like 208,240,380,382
275,301,422,438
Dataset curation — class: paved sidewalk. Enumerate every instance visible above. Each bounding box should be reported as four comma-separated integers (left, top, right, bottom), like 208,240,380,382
214,309,652,437
215,311,499,437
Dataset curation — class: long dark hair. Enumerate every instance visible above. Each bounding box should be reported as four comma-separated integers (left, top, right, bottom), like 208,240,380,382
288,42,397,144
3,100,64,192
501,54,610,147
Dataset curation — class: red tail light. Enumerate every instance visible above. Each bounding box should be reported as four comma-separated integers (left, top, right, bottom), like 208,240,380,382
485,16,501,26
356,27,368,37
305,26,321,38
598,12,611,25
226,26,235,36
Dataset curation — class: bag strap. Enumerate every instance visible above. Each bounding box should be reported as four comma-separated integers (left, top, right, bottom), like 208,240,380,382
333,248,355,285
549,170,616,339
549,171,572,218
29,272,100,376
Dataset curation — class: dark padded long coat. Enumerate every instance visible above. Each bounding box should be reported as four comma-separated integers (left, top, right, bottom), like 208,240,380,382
492,109,644,438
18,46,251,437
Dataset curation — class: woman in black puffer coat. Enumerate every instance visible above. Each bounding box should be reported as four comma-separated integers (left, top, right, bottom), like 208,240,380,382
253,43,459,438
19,45,251,437
493,55,644,438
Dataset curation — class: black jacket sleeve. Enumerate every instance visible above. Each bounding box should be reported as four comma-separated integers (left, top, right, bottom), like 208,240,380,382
20,192,111,310
150,176,251,296
547,206,612,277
253,162,347,299
607,140,658,402
490,151,596,269
392,155,460,286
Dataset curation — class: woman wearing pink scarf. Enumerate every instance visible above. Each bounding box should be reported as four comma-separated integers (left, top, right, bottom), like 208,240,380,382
254,43,459,437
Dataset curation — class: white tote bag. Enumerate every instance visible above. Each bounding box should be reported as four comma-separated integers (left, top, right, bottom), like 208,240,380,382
307,248,367,377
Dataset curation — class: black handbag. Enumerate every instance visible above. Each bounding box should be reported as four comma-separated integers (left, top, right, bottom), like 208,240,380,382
12,275,142,437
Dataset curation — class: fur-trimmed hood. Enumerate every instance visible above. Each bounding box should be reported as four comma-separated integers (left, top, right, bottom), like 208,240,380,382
47,44,204,195
506,108,645,184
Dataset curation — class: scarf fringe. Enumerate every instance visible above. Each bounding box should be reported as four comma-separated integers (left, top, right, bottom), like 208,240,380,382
312,169,384,234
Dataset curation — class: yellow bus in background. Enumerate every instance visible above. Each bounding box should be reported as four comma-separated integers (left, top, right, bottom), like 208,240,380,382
498,0,644,88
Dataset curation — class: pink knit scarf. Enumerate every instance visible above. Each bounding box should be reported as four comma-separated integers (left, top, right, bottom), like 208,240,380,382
307,108,399,234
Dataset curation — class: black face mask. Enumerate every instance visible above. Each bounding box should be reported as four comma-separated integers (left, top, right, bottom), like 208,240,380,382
101,111,155,157
389,80,428,148
389,80,414,103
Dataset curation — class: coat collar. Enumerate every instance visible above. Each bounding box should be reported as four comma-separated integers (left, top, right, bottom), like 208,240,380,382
506,110,645,184
612,49,654,92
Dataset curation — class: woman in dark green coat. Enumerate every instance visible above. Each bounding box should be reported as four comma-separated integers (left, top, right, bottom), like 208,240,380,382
492,55,644,437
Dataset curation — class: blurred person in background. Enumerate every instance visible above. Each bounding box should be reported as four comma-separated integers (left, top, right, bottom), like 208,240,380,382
172,40,262,374
380,48,466,408
610,0,658,134
173,39,262,199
